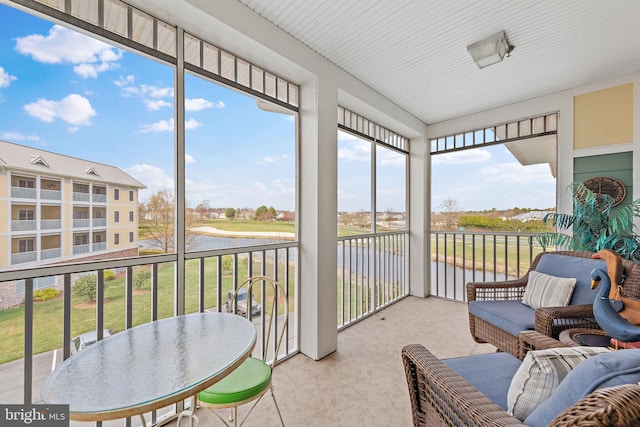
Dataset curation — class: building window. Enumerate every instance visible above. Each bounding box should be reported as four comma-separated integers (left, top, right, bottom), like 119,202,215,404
95,234,103,243
74,234,88,245
129,211,134,222
19,210,35,220
114,211,119,222
19,179,35,188
18,239,35,253
129,190,134,201
129,232,134,243
114,233,120,245
114,188,119,200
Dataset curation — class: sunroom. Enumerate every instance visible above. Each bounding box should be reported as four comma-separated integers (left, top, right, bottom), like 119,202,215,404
1,0,640,426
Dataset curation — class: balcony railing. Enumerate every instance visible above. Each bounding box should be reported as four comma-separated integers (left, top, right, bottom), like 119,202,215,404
92,194,107,203
11,187,36,199
72,192,90,202
11,251,37,265
40,247,62,260
11,220,36,231
40,219,61,230
92,218,107,227
430,230,545,302
72,244,90,255
337,231,409,329
40,189,61,200
73,218,90,228
92,242,107,252
0,241,298,425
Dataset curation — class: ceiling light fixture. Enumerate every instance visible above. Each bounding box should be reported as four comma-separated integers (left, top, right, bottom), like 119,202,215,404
467,30,514,69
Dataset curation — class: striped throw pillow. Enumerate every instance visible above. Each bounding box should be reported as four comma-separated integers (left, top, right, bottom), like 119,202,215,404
522,270,576,309
507,346,611,420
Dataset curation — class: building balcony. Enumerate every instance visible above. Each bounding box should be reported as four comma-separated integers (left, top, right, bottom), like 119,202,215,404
72,192,90,202
92,242,106,252
40,219,61,230
92,194,107,203
40,189,62,201
11,220,36,232
11,251,37,265
11,186,37,199
92,218,107,227
72,244,90,255
73,218,90,228
40,247,61,261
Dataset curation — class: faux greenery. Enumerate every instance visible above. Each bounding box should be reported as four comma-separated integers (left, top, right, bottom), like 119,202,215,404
536,182,640,260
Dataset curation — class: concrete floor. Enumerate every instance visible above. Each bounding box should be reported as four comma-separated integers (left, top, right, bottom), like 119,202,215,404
154,296,496,427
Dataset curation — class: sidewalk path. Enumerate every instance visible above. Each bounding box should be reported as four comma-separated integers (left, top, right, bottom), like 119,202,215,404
193,226,295,240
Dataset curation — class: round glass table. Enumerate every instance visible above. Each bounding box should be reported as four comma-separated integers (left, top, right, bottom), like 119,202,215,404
559,328,611,348
40,312,256,423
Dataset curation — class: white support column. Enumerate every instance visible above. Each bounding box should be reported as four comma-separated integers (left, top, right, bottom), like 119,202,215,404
409,135,430,297
298,78,338,360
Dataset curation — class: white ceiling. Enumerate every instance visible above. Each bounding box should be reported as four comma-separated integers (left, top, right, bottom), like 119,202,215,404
237,0,640,125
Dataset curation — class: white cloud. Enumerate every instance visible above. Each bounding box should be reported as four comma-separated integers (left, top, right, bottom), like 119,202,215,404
139,118,202,133
0,66,17,87
1,131,43,143
185,153,195,164
431,149,492,165
15,25,122,78
114,75,135,87
185,98,213,111
121,83,173,99
338,141,371,161
126,164,174,201
24,94,96,126
145,99,172,111
480,162,554,184
257,154,289,164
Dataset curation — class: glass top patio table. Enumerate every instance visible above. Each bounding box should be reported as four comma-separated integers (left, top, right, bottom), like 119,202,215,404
40,312,256,422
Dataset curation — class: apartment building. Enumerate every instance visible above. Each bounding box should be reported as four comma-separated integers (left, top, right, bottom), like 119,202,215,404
0,140,145,303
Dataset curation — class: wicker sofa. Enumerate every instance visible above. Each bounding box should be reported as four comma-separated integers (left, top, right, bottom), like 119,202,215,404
402,331,640,427
467,250,640,356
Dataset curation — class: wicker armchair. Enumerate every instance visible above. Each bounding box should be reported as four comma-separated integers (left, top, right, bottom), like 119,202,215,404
402,333,640,427
467,250,640,356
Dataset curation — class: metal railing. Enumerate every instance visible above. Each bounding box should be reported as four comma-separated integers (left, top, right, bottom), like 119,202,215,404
92,242,106,252
40,219,61,230
0,241,298,425
40,189,61,200
337,231,409,329
72,192,90,202
72,244,90,255
11,220,36,231
92,218,106,227
11,251,37,265
430,230,545,302
92,194,107,203
72,218,90,228
11,187,36,199
40,247,61,261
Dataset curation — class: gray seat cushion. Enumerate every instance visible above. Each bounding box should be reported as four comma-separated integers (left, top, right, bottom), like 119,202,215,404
444,352,522,410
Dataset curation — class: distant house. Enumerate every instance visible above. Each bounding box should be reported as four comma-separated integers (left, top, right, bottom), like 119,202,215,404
0,140,145,306
511,211,554,221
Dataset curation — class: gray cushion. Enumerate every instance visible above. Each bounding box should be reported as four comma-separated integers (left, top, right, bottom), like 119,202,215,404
534,254,606,305
444,352,521,411
468,300,534,336
524,349,640,427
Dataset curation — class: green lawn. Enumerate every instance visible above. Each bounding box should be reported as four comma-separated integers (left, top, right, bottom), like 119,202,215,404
0,256,295,364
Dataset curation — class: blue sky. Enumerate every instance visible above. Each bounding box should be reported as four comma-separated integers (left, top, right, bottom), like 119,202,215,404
0,3,555,214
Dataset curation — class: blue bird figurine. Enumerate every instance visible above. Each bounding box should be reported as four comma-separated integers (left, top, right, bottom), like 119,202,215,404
591,265,640,342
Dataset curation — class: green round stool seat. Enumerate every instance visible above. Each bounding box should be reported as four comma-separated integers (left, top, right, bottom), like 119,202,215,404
198,357,271,405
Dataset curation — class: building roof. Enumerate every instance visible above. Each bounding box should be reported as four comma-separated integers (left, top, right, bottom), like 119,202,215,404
0,140,146,188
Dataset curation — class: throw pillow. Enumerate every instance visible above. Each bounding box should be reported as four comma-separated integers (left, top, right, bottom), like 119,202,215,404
507,346,611,421
522,270,576,309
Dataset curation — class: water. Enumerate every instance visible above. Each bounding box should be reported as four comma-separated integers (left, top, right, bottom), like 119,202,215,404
139,235,286,251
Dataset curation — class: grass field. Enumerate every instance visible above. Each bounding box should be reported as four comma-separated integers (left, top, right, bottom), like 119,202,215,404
0,255,295,364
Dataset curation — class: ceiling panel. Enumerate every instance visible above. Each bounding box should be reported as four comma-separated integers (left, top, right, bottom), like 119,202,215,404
237,0,640,124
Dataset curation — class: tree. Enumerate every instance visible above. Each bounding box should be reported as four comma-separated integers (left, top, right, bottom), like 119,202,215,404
141,190,199,253
439,198,460,229
73,275,97,302
225,207,236,219
195,200,210,220
132,268,151,291
254,205,276,221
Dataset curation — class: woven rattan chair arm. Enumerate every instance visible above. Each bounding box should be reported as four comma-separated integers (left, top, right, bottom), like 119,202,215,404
517,331,567,360
466,278,529,302
549,384,640,427
534,304,597,336
402,344,526,427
